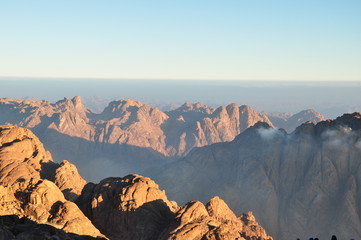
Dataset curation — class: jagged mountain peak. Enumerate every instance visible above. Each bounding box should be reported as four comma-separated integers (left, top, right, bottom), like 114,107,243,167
71,95,83,107
293,121,316,136
334,112,361,130
100,98,144,116
239,104,256,113
55,96,90,115
175,101,215,114
307,112,361,136
114,98,143,107
225,103,239,111
253,121,273,129
264,109,325,133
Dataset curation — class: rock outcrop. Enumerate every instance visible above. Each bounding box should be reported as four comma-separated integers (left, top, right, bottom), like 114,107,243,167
76,174,178,240
76,174,273,240
54,160,87,201
0,125,104,239
0,125,54,186
0,215,102,240
162,197,272,240
150,112,361,240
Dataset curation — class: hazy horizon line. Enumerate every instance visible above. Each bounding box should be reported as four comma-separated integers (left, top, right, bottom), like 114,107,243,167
1,76,360,84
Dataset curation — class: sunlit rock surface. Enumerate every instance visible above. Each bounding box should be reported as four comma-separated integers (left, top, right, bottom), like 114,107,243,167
76,174,273,240
0,125,105,239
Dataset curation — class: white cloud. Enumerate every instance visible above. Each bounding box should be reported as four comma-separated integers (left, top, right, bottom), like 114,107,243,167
257,128,278,140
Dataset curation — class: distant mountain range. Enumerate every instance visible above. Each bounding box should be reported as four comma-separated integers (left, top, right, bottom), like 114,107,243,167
263,109,325,133
0,96,324,181
0,96,359,239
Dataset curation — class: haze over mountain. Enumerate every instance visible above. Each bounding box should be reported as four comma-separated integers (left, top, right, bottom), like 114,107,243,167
148,113,361,240
1,79,360,119
0,125,272,240
0,96,359,239
0,96,273,156
0,96,325,181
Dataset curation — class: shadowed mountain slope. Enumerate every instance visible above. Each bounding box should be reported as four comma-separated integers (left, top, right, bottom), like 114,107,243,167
149,112,361,240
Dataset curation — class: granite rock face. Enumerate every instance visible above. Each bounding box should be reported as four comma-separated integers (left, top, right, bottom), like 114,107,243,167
0,125,54,186
162,197,272,240
150,113,361,240
76,174,273,240
0,125,104,239
54,160,87,201
76,174,178,240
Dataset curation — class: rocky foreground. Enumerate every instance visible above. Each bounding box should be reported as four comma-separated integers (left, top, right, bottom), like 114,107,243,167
0,125,273,240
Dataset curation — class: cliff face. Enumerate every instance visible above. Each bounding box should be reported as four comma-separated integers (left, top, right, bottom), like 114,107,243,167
150,113,361,240
0,125,273,240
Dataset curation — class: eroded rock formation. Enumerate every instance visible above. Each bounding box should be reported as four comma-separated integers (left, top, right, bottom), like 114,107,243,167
76,174,273,240
0,125,104,239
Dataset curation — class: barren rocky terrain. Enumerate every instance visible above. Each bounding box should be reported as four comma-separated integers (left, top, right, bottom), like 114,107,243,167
0,125,273,240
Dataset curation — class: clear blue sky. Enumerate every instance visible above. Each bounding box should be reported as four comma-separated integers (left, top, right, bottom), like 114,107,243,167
0,0,360,81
